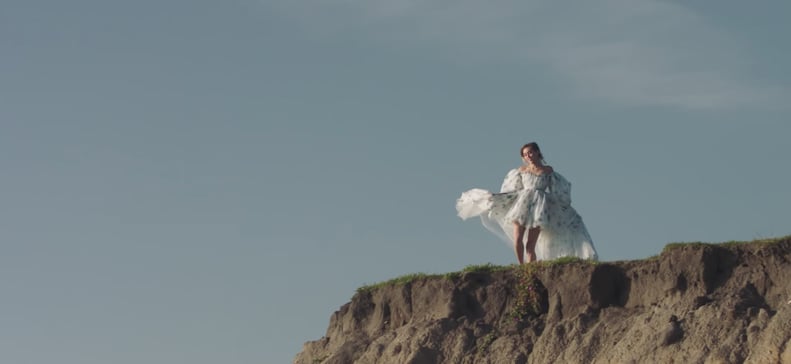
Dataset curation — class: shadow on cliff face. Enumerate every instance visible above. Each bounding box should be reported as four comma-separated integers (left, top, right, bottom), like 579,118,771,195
589,264,630,309
701,246,738,294
450,272,491,320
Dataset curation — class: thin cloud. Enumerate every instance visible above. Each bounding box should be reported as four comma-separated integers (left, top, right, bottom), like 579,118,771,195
273,0,787,110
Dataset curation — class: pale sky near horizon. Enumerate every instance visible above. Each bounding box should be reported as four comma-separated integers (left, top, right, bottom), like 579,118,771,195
2,1,790,363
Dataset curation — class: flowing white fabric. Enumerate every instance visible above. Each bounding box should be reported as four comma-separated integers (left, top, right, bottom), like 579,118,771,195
456,168,598,261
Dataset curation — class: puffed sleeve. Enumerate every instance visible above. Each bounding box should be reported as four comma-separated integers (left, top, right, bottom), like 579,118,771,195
549,172,572,205
500,169,523,193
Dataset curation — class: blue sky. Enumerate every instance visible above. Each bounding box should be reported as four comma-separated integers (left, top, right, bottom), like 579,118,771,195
2,1,790,363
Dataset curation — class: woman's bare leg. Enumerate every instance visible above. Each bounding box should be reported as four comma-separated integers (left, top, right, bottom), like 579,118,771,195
525,227,540,262
513,223,526,264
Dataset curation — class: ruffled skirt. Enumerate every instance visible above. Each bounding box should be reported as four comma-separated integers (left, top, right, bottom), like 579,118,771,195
456,188,598,261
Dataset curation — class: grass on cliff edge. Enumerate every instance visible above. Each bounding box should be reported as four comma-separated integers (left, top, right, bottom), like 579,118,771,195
355,258,595,295
356,235,791,295
661,234,791,254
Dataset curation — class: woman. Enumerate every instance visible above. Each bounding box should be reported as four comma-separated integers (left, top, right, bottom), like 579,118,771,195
456,142,598,264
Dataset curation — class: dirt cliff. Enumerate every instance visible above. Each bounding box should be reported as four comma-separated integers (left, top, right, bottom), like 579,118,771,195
294,236,791,364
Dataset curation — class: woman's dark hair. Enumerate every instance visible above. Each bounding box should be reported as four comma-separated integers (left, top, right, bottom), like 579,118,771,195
520,142,544,161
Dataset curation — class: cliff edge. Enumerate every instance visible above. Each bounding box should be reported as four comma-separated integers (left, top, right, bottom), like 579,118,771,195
295,236,791,364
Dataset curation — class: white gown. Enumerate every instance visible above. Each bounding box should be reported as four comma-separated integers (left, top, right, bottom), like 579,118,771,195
456,168,598,261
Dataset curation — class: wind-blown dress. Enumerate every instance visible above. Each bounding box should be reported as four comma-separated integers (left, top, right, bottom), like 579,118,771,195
456,168,598,261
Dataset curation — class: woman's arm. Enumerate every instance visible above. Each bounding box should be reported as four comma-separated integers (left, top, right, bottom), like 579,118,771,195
500,168,523,193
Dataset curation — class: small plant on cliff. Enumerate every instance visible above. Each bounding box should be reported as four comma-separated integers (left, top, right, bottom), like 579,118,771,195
463,262,512,274
356,272,437,294
662,241,708,252
444,263,512,280
312,354,329,363
508,263,542,321
543,256,594,266
662,234,791,254
355,263,512,294
477,330,498,355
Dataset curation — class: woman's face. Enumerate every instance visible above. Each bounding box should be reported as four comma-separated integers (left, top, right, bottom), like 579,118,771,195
522,147,540,164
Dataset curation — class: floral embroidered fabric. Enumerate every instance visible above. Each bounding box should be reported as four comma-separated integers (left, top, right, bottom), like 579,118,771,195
456,168,598,261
